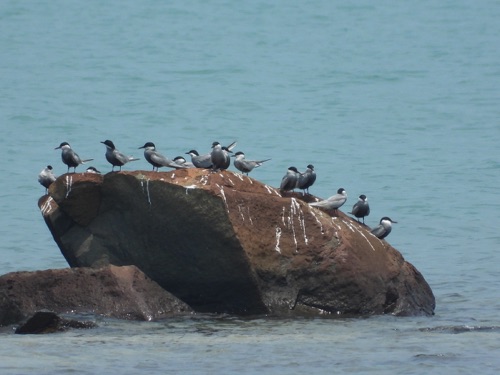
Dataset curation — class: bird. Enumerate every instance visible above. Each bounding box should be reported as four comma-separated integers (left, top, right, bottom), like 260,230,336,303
139,142,186,171
173,156,195,168
210,141,233,171
85,166,101,174
297,164,316,195
101,140,140,171
54,142,94,173
349,194,370,224
309,188,347,213
38,165,56,192
233,151,271,175
185,150,213,169
370,217,397,239
279,166,300,193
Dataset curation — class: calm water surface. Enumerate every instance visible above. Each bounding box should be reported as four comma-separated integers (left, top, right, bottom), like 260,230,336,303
1,0,499,374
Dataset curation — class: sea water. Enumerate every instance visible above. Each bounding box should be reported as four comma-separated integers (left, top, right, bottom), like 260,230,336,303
0,0,499,373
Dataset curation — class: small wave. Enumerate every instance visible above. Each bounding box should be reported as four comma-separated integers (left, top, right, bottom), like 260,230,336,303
414,353,459,359
419,325,500,334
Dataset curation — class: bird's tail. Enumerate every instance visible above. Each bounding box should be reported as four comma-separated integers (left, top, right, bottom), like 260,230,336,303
82,158,94,163
128,157,140,161
226,141,237,151
165,161,187,169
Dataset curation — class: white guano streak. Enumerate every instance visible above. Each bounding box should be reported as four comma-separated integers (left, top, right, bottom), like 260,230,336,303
309,209,324,235
287,200,298,250
140,178,152,206
342,219,377,252
331,217,342,231
264,185,280,196
247,207,253,225
238,205,245,222
275,226,282,253
291,198,308,246
40,196,54,216
184,184,197,194
233,172,245,182
341,219,356,233
236,205,253,224
216,184,229,212
200,175,209,185
65,175,73,198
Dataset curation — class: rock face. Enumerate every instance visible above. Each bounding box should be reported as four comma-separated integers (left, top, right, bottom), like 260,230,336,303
0,265,192,326
39,169,435,316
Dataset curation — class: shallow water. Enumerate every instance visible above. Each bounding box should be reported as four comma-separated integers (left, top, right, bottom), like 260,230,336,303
1,0,499,373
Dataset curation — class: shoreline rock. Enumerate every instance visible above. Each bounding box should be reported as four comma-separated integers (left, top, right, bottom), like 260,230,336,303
0,265,193,326
37,169,435,317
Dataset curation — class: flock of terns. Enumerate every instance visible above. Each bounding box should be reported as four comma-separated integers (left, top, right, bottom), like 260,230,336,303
38,140,397,239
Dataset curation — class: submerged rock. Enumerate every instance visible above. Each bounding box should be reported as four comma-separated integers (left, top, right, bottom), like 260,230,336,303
0,265,192,326
15,311,96,334
38,169,435,317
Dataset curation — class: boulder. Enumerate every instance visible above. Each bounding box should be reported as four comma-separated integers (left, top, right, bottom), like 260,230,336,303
38,169,435,316
0,265,192,326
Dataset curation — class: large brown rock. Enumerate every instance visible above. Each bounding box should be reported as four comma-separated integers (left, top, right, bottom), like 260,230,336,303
0,265,192,326
38,169,435,316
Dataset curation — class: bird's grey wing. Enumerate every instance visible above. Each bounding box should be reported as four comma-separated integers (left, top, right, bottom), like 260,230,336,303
309,200,322,207
370,224,385,238
233,159,246,172
211,149,225,166
310,198,329,208
308,173,317,185
280,174,291,190
297,174,306,188
350,201,361,215
328,194,343,204
315,194,345,209
194,153,213,168
114,150,134,164
150,151,185,168
65,150,82,165
242,160,258,171
178,161,195,168
48,171,56,183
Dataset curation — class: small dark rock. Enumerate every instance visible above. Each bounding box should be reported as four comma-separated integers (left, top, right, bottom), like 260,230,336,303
15,311,97,334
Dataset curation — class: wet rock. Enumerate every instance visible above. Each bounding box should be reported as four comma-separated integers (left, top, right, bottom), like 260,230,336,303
0,291,24,326
15,311,96,334
39,169,435,317
0,265,193,326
